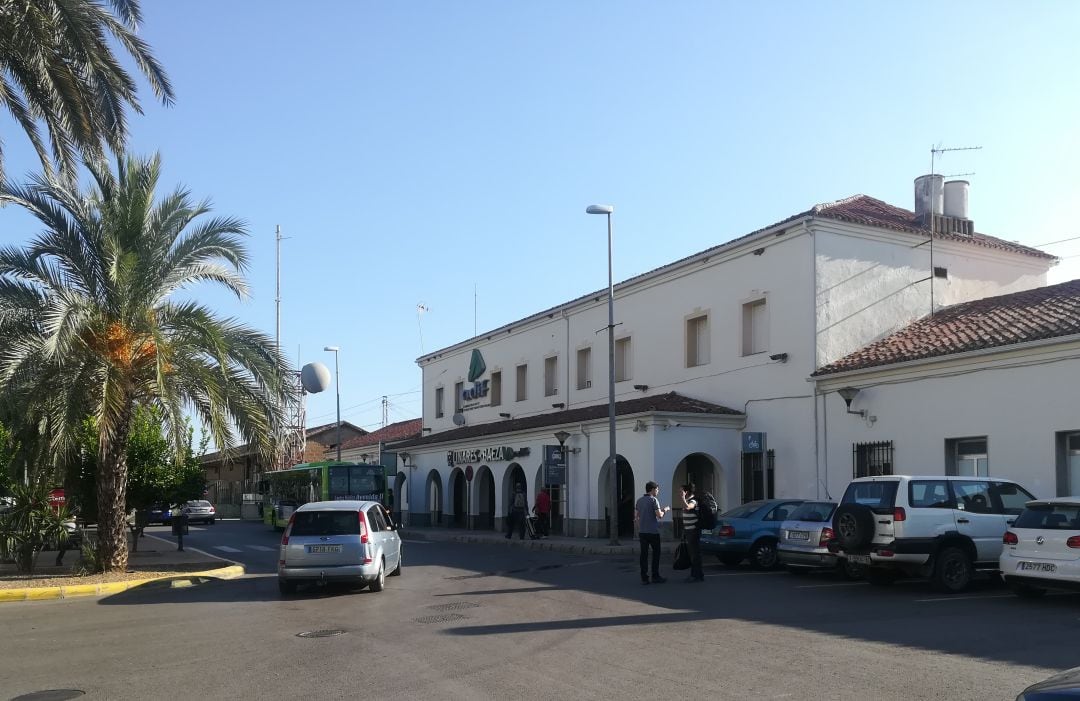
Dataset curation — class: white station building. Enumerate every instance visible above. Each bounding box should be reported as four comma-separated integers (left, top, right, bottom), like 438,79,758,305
392,176,1074,539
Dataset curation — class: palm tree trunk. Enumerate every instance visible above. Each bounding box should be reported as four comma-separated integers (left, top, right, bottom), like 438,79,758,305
96,403,135,572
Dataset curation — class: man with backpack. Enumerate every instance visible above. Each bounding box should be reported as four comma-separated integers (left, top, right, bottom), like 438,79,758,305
680,483,706,582
505,483,528,540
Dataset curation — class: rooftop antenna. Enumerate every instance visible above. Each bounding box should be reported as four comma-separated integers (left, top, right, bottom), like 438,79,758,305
417,303,430,353
474,284,478,337
928,145,982,315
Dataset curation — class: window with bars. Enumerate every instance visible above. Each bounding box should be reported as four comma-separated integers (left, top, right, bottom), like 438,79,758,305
853,441,894,478
742,449,775,503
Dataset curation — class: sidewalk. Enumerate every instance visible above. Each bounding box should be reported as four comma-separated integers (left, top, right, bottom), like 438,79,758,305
400,526,678,557
0,533,244,603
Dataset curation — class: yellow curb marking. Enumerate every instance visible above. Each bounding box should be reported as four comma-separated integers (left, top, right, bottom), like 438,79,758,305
1,564,246,603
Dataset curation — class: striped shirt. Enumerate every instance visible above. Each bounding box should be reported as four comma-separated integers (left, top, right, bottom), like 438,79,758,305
682,497,698,531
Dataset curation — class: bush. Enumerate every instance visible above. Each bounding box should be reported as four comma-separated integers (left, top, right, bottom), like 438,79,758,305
0,483,71,574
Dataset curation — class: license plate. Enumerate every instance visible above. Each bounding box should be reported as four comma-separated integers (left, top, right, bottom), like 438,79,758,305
307,545,342,554
1019,562,1056,573
847,554,871,565
787,531,810,541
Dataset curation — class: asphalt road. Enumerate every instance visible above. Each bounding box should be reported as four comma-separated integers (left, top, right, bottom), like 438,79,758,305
1,520,1078,700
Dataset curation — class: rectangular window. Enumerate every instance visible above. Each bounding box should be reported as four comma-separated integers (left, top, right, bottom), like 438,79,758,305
741,298,768,356
576,347,592,390
615,337,632,382
490,371,502,407
853,441,893,478
952,480,993,514
686,314,710,367
454,381,463,414
516,364,528,402
742,449,775,503
435,387,444,418
544,356,558,397
946,437,988,477
909,480,953,509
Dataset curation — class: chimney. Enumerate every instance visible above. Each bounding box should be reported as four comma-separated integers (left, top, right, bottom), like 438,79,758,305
914,174,943,223
915,174,974,236
943,180,969,219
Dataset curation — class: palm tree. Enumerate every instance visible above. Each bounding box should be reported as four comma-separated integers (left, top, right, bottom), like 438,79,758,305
0,153,293,571
0,0,173,180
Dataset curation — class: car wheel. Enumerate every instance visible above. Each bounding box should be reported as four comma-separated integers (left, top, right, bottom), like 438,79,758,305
750,539,779,570
278,579,296,596
369,559,386,592
840,560,866,581
718,553,743,567
832,504,877,551
209,518,215,525
865,567,900,586
389,548,402,576
932,547,973,593
1010,584,1047,599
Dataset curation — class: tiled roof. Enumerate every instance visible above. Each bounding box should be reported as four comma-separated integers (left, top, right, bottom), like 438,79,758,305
306,420,367,437
420,194,1054,364
200,421,368,463
393,392,741,449
340,419,423,451
811,195,1054,260
813,279,1080,376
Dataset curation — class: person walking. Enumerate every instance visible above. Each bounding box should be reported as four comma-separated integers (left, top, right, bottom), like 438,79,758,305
533,488,551,538
680,483,704,582
635,481,670,584
505,483,528,540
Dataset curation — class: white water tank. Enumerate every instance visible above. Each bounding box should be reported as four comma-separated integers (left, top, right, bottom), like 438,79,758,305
944,180,970,219
914,174,944,220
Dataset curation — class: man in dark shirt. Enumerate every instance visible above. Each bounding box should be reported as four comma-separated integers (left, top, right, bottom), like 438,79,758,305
635,481,670,584
681,483,704,582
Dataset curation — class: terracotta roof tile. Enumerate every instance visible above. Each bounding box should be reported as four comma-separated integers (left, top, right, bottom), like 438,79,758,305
393,392,740,449
813,279,1080,376
340,419,423,451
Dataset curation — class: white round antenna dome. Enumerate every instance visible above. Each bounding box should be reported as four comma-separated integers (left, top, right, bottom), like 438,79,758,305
452,413,466,426
300,362,331,394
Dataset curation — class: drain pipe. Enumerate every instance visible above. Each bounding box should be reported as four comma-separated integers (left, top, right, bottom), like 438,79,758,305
580,423,591,538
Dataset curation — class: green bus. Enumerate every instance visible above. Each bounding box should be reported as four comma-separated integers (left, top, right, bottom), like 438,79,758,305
262,461,389,529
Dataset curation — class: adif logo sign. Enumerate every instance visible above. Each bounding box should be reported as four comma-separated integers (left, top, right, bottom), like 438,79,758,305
461,349,490,411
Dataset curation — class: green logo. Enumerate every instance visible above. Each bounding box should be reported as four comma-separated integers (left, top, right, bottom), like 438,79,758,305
467,349,487,383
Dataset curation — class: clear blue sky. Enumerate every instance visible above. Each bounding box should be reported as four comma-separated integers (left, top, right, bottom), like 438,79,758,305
2,1,1078,435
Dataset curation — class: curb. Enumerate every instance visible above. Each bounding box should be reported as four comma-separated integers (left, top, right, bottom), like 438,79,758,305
400,529,678,557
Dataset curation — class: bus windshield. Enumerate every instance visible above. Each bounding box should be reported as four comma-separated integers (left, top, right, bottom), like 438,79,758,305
328,464,386,501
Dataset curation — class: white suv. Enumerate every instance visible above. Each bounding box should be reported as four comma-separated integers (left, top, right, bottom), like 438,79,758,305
832,475,1036,593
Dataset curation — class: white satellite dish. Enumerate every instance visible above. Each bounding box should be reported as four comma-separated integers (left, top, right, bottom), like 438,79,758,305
300,362,331,394
452,413,466,426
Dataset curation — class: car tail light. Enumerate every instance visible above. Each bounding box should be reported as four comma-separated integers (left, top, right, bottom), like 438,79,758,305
358,510,373,564
280,513,295,545
893,507,906,522
209,506,215,513
718,525,735,538
1066,536,1080,549
819,527,835,547
878,549,894,558
1003,531,1018,545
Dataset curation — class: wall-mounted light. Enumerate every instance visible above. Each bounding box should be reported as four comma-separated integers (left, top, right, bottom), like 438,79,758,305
399,451,412,468
499,412,512,419
753,248,765,256
633,419,648,432
769,353,788,362
837,387,867,418
551,402,565,409
633,384,649,392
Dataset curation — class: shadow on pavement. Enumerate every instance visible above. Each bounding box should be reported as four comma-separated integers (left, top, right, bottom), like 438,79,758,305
96,574,382,605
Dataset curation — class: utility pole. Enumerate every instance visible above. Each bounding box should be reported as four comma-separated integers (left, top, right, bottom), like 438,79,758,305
381,395,388,428
275,225,282,350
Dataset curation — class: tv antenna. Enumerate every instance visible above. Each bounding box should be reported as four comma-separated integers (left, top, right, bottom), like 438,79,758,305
417,303,430,353
927,145,982,315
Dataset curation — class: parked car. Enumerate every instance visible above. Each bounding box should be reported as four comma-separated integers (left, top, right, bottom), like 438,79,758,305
700,499,806,569
832,475,1036,592
146,503,172,524
278,500,402,596
777,500,864,578
182,500,216,525
1000,497,1080,597
1016,666,1080,700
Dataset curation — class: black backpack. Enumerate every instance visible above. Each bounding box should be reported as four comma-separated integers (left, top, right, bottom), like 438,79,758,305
697,492,718,531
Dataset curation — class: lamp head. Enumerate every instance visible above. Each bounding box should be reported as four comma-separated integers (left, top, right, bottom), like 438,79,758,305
324,345,339,352
586,204,614,215
554,430,571,446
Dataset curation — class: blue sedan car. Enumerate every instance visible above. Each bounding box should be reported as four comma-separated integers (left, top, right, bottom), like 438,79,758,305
699,499,806,569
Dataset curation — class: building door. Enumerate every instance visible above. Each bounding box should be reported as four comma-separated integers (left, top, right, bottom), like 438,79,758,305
1068,434,1080,495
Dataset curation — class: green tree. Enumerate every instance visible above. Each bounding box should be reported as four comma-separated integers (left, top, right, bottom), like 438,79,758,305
0,153,293,571
0,0,173,180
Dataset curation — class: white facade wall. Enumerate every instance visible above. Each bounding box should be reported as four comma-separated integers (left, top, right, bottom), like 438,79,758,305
815,340,1080,501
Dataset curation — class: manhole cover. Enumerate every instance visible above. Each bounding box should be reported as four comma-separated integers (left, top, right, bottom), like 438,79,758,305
11,691,86,701
427,601,481,611
296,629,347,638
414,613,467,624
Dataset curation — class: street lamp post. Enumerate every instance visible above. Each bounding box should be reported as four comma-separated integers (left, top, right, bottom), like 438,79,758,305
324,346,341,462
586,203,619,546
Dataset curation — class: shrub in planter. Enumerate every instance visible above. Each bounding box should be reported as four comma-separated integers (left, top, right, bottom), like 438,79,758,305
0,483,71,574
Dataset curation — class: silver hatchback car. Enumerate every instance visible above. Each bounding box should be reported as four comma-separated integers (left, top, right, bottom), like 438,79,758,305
278,500,402,596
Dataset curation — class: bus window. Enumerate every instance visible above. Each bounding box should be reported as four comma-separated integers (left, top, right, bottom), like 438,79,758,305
329,467,350,499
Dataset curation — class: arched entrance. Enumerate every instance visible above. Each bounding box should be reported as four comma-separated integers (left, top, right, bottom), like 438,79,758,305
534,465,563,535
393,471,406,524
474,465,496,530
501,463,527,533
672,453,721,537
449,467,467,528
597,455,635,539
425,469,443,527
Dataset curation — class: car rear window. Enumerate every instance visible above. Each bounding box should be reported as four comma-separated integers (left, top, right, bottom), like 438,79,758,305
1014,504,1080,530
721,502,765,519
790,502,835,522
841,481,899,514
290,510,361,536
